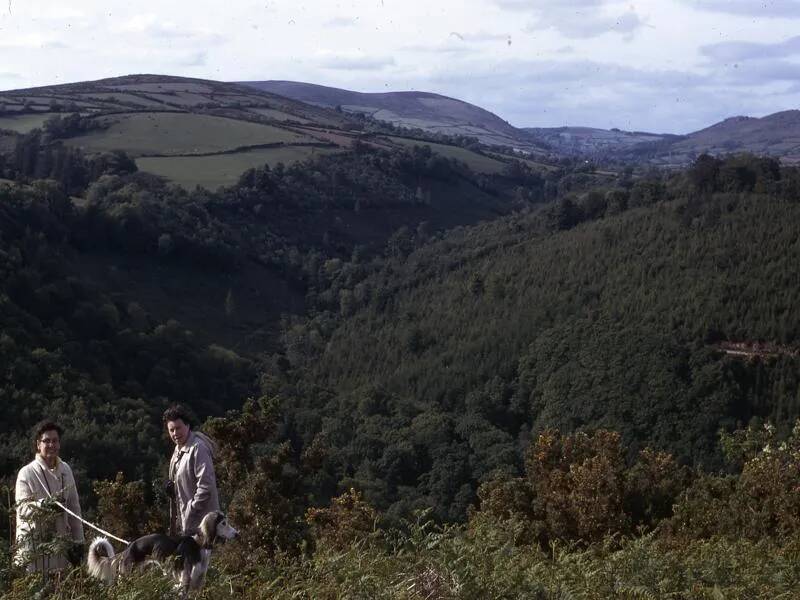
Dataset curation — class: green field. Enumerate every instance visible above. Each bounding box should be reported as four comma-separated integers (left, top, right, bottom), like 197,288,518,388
388,136,507,174
247,107,311,123
0,112,60,133
136,145,341,189
76,92,166,108
146,92,214,107
68,112,314,156
113,82,215,93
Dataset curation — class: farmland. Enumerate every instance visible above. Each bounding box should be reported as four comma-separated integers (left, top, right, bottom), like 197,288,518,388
67,112,316,156
136,145,341,189
0,112,60,133
388,135,508,174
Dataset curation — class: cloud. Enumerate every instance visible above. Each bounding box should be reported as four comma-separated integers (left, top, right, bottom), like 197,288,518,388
423,57,742,132
402,30,510,54
453,31,510,42
116,14,226,45
0,33,64,49
316,52,396,71
492,0,600,9
174,50,208,67
402,42,473,55
525,6,644,40
714,60,800,85
701,35,800,62
324,16,358,27
678,0,800,17
489,0,644,39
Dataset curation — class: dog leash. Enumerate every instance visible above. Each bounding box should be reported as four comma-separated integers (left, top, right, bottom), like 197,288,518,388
29,466,130,545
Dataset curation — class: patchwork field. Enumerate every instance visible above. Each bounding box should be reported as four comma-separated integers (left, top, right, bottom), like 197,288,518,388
0,113,60,133
135,145,341,189
247,107,312,123
389,136,508,174
68,112,315,156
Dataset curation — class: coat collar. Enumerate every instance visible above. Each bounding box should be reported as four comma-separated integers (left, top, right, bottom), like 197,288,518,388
176,431,197,454
34,454,61,471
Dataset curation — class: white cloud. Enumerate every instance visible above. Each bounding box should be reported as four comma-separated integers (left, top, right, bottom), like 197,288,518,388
0,32,63,48
316,51,396,71
701,35,800,62
324,16,359,27
525,5,644,40
679,0,800,17
115,14,226,45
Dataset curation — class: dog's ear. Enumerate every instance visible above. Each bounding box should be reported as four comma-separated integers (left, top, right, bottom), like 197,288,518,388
199,513,213,547
211,512,224,544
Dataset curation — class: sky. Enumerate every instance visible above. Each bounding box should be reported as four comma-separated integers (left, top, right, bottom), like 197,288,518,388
0,0,798,133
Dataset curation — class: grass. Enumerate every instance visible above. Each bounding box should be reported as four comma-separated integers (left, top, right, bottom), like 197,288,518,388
247,107,311,124
68,112,314,157
136,145,341,189
76,92,167,108
145,91,217,107
0,113,60,133
388,136,508,174
111,82,215,93
6,527,800,599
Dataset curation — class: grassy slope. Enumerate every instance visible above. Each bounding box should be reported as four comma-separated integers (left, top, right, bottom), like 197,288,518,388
0,113,61,133
68,112,314,156
136,146,342,190
388,136,508,174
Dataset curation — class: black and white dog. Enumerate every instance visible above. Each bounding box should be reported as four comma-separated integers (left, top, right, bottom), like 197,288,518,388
87,511,238,593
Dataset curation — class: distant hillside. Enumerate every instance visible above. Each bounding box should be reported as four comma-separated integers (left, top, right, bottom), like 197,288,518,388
666,110,800,165
239,80,547,155
523,126,678,157
524,112,800,166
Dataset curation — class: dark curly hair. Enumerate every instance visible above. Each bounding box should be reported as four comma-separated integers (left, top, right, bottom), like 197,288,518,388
162,404,194,427
32,420,63,452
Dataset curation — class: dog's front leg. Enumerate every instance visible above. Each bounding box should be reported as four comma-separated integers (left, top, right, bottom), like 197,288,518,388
176,562,192,598
189,549,211,590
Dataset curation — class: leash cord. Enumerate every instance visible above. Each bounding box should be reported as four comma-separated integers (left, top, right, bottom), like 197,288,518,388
28,466,130,545
51,499,130,545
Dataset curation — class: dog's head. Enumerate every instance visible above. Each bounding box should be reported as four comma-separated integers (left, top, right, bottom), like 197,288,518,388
198,511,239,548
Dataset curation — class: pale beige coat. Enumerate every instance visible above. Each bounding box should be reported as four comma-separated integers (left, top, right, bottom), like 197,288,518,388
15,455,84,571
169,431,220,535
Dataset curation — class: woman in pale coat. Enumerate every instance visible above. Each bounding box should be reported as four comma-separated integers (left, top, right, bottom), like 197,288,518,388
15,420,85,571
163,405,220,536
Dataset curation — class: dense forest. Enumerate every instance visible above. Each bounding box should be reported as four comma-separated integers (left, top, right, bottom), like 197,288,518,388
3,131,800,597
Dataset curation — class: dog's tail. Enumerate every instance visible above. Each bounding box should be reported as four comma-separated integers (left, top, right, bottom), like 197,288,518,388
87,537,117,584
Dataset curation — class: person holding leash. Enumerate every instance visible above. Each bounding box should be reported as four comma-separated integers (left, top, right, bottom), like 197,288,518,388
163,405,220,536
15,420,85,572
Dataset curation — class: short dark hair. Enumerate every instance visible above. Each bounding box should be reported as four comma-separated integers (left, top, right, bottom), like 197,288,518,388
32,420,63,451
162,404,193,427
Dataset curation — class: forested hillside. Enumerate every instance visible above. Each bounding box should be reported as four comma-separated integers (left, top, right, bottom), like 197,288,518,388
0,122,579,506
268,153,800,519
4,101,800,596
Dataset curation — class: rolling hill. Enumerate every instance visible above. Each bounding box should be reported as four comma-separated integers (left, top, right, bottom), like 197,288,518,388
522,126,678,157
524,111,800,165
665,110,800,165
0,74,552,189
239,80,548,155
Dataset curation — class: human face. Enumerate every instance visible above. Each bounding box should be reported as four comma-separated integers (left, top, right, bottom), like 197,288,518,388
167,419,190,447
37,429,60,466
